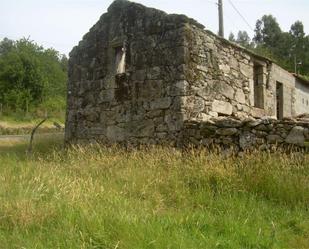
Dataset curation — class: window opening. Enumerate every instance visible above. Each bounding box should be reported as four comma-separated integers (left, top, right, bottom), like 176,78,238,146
115,46,126,74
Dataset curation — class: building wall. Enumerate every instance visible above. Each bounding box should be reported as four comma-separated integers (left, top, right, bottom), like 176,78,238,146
65,0,308,146
182,25,276,121
65,0,201,145
295,79,309,115
269,64,296,118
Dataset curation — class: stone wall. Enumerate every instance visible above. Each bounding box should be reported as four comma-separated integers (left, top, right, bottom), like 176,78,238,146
181,25,274,121
181,115,309,151
65,0,203,145
181,25,309,121
65,0,309,147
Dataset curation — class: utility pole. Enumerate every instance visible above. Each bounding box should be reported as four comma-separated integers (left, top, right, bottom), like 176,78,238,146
294,55,302,75
294,55,297,74
218,0,224,37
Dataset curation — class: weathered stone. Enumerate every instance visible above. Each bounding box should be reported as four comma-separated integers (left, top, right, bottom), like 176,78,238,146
201,138,214,146
219,64,231,74
150,97,172,110
165,113,183,131
245,119,261,128
196,113,212,121
213,117,242,128
156,132,167,139
305,128,309,140
219,81,234,99
212,100,233,115
235,89,246,104
146,66,161,79
107,126,125,142
239,64,252,78
239,131,256,150
251,108,266,118
285,126,305,146
255,124,269,131
216,128,238,136
137,80,163,100
267,135,284,144
221,137,234,145
186,96,205,113
99,89,114,103
253,130,268,137
209,111,219,117
65,0,309,148
133,120,155,137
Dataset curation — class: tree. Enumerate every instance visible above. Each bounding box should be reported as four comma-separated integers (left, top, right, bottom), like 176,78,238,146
236,31,251,48
0,38,14,56
228,32,236,42
239,15,309,77
253,15,282,50
253,15,296,73
288,21,307,74
290,21,305,39
0,38,67,113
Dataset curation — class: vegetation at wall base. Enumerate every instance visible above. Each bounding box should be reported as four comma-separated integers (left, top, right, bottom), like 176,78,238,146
0,137,309,249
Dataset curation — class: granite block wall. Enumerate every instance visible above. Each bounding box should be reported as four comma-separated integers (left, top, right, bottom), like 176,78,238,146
65,0,204,145
65,0,309,147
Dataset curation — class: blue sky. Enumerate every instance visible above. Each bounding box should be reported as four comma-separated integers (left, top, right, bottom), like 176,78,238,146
1,0,308,55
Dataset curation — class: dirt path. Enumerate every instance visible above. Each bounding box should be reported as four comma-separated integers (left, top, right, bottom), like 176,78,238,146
0,133,64,144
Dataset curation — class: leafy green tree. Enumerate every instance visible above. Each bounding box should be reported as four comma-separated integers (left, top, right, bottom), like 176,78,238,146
236,31,252,48
290,21,305,39
0,38,67,115
228,32,236,42
0,38,14,56
254,15,282,50
233,15,309,77
252,16,309,76
289,21,308,74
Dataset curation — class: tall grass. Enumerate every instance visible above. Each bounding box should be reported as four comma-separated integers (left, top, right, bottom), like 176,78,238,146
0,138,309,248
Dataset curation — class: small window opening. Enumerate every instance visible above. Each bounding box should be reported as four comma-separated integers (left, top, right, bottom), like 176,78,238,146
115,46,126,74
253,64,264,108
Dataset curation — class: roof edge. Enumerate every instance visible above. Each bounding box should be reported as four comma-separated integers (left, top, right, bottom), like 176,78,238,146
203,29,274,64
293,73,309,85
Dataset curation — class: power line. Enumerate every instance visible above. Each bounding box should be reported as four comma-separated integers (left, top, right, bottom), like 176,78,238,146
227,0,254,32
225,11,241,34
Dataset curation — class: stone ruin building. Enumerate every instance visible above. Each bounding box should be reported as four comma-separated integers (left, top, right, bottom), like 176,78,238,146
65,0,309,149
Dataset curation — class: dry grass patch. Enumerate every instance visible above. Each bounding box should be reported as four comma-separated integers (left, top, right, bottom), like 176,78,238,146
0,138,308,248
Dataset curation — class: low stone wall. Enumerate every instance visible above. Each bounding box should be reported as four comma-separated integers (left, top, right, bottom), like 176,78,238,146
181,116,309,151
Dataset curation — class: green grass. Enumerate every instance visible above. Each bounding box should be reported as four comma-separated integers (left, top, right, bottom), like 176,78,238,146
0,137,309,249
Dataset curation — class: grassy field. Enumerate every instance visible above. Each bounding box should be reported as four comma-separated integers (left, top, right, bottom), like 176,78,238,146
0,137,309,249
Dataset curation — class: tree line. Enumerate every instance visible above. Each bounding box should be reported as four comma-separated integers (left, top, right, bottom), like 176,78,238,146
0,38,67,118
229,15,309,77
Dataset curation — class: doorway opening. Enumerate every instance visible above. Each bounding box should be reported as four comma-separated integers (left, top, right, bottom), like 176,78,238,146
253,64,264,108
276,82,283,119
